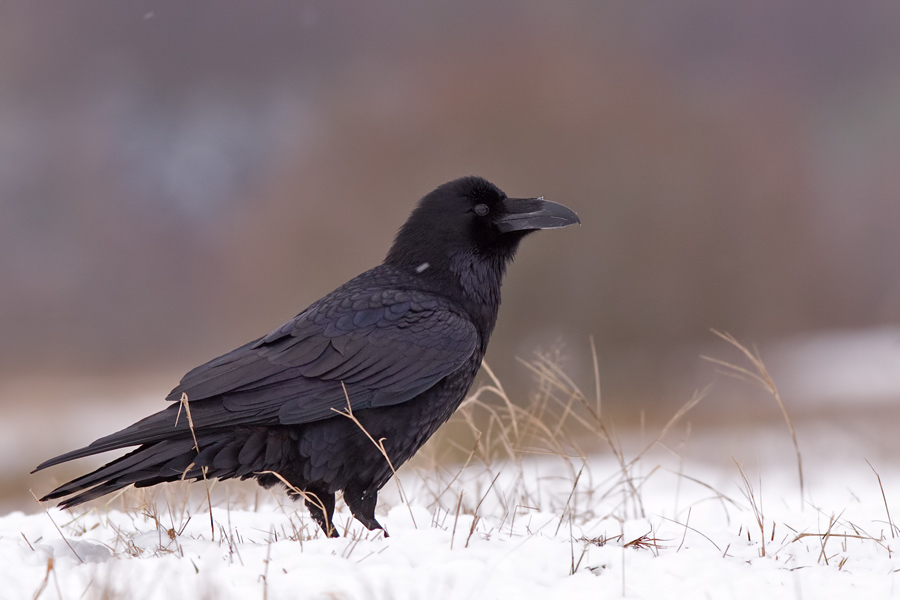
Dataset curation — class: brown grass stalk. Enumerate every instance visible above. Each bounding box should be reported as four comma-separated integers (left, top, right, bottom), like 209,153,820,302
333,382,416,530
178,393,215,539
703,330,804,507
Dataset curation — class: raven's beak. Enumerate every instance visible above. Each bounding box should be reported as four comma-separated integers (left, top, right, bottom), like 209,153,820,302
496,197,581,233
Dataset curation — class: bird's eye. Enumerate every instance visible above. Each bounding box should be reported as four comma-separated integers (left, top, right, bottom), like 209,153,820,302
473,204,490,217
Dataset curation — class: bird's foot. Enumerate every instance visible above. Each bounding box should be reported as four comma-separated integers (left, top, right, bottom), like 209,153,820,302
355,514,388,537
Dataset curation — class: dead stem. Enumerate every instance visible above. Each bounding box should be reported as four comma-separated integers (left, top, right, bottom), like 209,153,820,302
332,382,416,529
733,459,765,557
258,470,334,538
704,330,804,507
866,460,899,537
179,393,215,540
30,490,84,564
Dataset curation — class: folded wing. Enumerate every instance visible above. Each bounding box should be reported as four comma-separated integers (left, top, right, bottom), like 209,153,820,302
35,282,477,470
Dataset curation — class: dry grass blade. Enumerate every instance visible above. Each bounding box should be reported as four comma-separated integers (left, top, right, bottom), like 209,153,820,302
623,531,666,554
669,471,744,511
733,459,766,557
589,335,602,418
262,532,273,600
30,490,84,564
428,436,481,509
466,471,501,548
866,460,899,537
625,388,707,469
450,491,464,550
333,382,416,529
503,346,705,523
656,514,722,552
31,557,54,600
258,470,334,538
21,533,35,552
480,361,520,441
517,354,641,510
815,511,844,566
791,532,883,542
555,460,586,535
179,393,215,540
703,330,804,507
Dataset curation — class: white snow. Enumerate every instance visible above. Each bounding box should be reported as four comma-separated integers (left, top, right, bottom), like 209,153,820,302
8,338,900,599
7,443,900,599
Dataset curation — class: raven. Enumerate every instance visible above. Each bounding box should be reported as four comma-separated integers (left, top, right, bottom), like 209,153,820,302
34,176,579,537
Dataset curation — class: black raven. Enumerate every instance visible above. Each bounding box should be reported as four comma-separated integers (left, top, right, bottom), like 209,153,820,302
34,176,579,537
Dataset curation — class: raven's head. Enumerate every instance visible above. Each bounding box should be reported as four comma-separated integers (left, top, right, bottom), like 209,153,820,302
385,177,579,324
386,176,579,268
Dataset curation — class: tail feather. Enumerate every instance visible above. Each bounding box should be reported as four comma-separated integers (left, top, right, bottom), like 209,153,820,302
33,400,279,473
38,427,298,509
41,437,197,506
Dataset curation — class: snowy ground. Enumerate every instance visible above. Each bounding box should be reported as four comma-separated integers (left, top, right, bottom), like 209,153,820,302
6,428,900,600
5,336,900,600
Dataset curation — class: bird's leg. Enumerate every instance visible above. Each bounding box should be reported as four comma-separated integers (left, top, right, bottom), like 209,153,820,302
343,487,389,537
303,488,339,538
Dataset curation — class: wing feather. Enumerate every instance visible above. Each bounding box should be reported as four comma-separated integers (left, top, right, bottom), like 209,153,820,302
165,276,477,428
36,269,480,467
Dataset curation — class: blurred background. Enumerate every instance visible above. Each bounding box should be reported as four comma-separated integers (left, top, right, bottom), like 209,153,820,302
4,1,900,509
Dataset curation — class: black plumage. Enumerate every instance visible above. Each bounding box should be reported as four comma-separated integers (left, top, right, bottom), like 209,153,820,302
33,176,579,537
